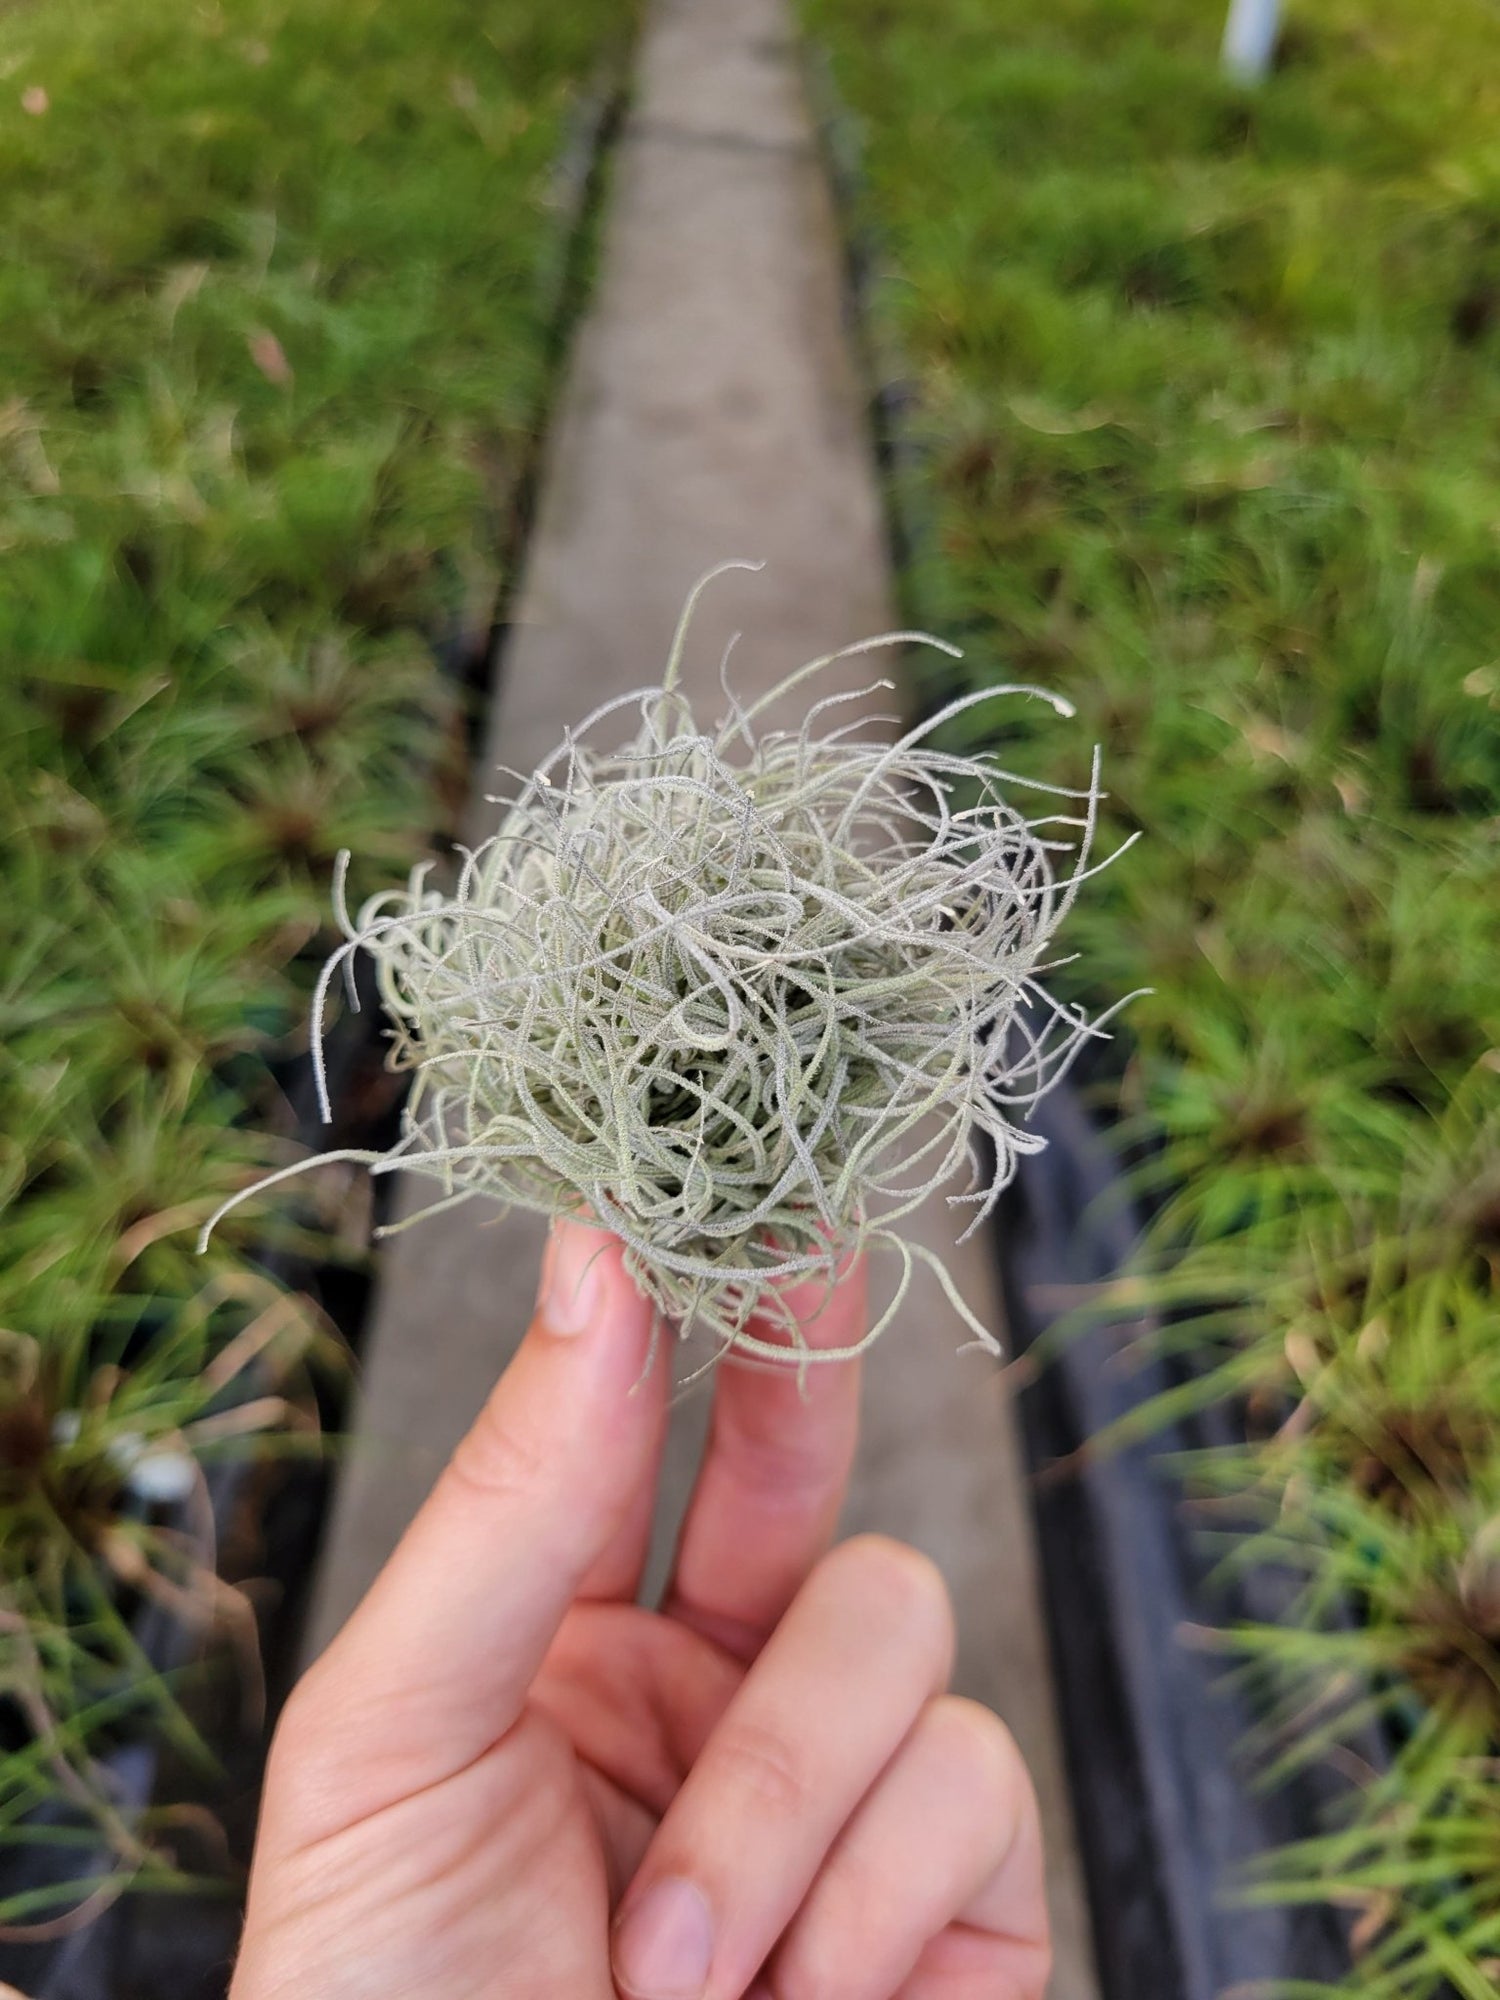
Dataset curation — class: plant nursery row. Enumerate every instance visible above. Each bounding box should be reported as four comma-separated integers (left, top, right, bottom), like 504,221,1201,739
804,0,1500,1992
0,0,619,1978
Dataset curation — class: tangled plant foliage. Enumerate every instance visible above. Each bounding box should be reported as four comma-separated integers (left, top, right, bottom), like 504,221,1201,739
203,567,1129,1367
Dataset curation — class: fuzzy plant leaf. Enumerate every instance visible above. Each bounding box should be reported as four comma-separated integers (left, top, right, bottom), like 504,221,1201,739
203,569,1129,1366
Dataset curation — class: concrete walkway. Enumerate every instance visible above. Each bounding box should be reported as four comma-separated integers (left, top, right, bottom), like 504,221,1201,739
305,1,1097,1991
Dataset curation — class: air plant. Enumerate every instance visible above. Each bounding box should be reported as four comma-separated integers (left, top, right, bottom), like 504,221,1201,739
203,567,1129,1364
1239,1757,1500,1999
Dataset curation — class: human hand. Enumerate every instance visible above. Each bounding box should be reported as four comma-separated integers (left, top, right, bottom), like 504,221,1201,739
230,1220,1051,1999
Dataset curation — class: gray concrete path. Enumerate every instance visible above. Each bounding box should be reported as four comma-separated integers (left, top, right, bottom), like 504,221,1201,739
305,2,1097,1991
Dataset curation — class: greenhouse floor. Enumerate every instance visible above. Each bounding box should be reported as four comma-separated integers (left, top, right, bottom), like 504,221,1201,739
302,0,1097,1989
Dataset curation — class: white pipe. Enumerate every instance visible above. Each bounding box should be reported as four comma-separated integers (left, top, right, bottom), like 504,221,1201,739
1222,0,1281,81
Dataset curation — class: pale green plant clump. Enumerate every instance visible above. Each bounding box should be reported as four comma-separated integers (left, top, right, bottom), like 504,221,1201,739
205,569,1127,1364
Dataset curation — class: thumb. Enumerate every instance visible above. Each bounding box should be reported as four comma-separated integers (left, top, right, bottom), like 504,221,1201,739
285,1220,666,1824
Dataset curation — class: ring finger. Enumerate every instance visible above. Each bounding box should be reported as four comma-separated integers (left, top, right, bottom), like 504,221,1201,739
760,1696,1050,1999
612,1534,953,2000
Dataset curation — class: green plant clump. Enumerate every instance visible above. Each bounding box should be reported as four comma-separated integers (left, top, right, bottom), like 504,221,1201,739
0,0,619,1936
801,0,1500,1990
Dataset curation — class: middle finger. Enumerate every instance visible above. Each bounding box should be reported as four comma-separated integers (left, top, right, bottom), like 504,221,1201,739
662,1254,867,1658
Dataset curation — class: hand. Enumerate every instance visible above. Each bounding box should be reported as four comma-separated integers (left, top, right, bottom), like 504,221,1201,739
231,1220,1051,1998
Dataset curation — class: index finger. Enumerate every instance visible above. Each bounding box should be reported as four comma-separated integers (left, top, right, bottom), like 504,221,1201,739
283,1220,667,1829
662,1254,867,1659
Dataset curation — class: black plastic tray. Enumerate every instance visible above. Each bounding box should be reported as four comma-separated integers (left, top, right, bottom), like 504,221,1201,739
805,39,1363,1995
0,54,629,2000
995,1079,1354,1995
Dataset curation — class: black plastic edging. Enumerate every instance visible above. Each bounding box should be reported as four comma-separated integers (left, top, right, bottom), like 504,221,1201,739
997,1080,1352,1995
802,41,975,640
475,55,630,751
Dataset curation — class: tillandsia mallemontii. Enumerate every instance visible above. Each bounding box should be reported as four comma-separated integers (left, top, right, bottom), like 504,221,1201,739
202,567,1132,1367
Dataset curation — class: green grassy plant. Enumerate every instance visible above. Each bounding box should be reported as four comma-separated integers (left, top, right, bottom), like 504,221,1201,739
802,0,1500,1987
0,0,621,1937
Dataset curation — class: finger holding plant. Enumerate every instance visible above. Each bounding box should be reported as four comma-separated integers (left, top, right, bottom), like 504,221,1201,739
233,1219,1052,2000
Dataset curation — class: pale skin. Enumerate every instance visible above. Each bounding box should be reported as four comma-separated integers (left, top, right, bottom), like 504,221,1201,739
230,1220,1052,2000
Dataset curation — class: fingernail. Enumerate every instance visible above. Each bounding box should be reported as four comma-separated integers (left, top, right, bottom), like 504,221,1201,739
612,1877,714,1999
537,1219,607,1338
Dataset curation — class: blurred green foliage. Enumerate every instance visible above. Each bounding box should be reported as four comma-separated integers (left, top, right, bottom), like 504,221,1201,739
803,0,1500,1989
0,0,619,1927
